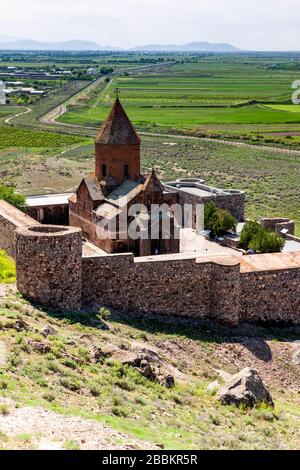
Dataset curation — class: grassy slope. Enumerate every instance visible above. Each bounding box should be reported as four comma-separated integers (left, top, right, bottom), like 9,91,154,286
0,251,16,284
0,286,300,450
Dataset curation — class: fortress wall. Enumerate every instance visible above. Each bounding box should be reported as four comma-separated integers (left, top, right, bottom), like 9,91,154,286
82,251,300,325
0,200,38,258
82,254,212,319
239,269,300,324
260,218,295,235
210,262,240,325
177,191,245,224
16,225,82,311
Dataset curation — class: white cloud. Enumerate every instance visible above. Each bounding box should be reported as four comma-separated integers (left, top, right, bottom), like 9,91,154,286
0,0,300,50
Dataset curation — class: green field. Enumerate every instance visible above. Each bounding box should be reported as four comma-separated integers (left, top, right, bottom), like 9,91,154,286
265,104,300,113
59,102,300,128
0,126,84,149
58,56,300,140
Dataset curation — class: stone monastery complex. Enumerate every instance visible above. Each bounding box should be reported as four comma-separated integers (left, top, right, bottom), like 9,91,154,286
0,98,300,326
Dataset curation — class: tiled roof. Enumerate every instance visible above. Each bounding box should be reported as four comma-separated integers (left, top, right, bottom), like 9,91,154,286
105,180,144,207
95,99,141,145
82,176,104,201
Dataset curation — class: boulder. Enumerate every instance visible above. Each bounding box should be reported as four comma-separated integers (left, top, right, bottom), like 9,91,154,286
217,368,274,408
207,380,221,393
29,341,51,354
121,351,175,388
13,319,29,332
41,325,57,338
90,346,111,364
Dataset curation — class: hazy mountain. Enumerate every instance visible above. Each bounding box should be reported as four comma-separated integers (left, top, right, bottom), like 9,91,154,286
131,42,241,52
0,38,240,52
0,35,27,43
0,39,104,51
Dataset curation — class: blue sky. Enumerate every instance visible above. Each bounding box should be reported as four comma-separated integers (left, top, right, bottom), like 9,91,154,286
1,0,300,50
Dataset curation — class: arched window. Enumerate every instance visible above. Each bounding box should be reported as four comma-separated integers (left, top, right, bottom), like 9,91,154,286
124,164,129,178
102,164,107,177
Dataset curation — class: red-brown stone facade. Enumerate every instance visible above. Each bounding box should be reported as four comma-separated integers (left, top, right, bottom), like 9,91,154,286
95,143,141,184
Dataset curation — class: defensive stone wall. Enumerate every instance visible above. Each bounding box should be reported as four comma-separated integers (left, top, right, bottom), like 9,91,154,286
240,268,300,323
260,217,295,235
175,189,245,224
15,225,82,311
82,251,300,326
0,200,38,258
1,200,299,325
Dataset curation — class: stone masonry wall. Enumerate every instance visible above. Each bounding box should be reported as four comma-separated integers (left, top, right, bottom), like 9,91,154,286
16,225,82,311
82,254,244,324
82,252,300,325
260,218,295,236
176,190,245,225
239,269,300,323
0,200,38,258
82,254,212,319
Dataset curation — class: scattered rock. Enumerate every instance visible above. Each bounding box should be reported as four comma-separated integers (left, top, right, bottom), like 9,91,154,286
41,325,57,338
90,346,111,364
207,380,221,392
292,349,300,366
13,319,29,332
217,367,274,408
29,341,51,354
0,341,8,366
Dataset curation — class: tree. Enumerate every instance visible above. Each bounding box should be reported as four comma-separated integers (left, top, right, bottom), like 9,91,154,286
249,230,285,253
240,220,285,253
0,185,26,212
204,202,236,237
240,220,262,248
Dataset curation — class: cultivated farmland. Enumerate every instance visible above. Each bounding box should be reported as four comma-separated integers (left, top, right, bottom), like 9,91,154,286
59,55,300,143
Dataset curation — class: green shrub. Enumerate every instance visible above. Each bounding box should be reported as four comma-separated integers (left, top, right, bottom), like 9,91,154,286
61,357,78,369
90,383,101,397
240,221,262,248
249,230,285,254
59,377,81,391
204,202,236,237
0,404,9,416
0,186,26,211
240,221,285,253
112,406,129,417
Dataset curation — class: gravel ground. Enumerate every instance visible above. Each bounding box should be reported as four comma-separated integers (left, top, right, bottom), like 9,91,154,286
0,399,158,450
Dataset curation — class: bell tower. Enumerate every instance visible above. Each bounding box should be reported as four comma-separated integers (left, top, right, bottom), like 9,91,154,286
95,96,141,186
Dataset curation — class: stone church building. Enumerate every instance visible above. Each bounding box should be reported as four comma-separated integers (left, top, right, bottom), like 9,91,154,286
69,98,180,256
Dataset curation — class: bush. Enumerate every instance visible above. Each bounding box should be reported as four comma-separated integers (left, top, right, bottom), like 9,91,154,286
240,221,285,253
0,185,26,211
240,221,262,248
204,202,236,237
249,230,285,254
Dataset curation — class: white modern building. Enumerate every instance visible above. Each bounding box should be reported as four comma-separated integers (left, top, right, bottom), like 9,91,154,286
0,80,6,104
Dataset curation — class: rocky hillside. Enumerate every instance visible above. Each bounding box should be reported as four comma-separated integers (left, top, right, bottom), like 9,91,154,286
0,284,299,450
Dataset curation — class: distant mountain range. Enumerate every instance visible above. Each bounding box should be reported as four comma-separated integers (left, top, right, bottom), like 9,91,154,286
130,42,241,52
0,38,241,52
0,39,107,51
